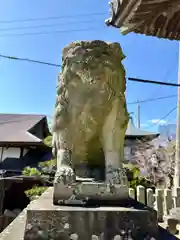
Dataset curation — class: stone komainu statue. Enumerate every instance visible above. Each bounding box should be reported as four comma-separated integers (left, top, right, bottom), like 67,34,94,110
52,40,129,184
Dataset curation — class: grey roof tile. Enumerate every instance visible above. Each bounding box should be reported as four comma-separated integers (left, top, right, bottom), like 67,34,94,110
0,113,46,143
126,118,159,139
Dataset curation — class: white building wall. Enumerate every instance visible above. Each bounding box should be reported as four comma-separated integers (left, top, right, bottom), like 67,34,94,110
0,147,29,162
23,149,28,156
2,148,20,161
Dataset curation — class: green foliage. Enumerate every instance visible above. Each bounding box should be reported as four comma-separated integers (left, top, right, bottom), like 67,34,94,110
23,167,45,200
124,163,154,189
25,186,48,201
23,159,56,200
38,159,56,170
22,167,41,176
43,135,52,147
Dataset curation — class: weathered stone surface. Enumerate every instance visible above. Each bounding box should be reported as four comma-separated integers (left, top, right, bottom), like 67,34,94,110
76,182,128,199
52,40,129,194
53,182,129,204
0,208,26,240
164,207,180,235
1,188,178,240
24,188,158,240
168,208,180,222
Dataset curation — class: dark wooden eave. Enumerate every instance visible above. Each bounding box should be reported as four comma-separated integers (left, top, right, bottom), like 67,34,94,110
0,141,51,149
105,0,180,41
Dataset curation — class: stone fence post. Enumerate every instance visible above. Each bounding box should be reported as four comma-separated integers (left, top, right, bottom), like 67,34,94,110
136,185,145,204
173,187,180,208
146,188,154,208
164,189,173,217
128,186,178,222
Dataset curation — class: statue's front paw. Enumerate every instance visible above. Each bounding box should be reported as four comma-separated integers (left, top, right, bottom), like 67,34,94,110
106,166,128,185
54,166,75,184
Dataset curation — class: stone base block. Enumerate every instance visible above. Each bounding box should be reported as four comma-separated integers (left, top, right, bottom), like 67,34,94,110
164,207,180,235
24,188,158,240
53,181,129,205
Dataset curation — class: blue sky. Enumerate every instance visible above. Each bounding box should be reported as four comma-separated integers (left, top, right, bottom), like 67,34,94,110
0,0,179,132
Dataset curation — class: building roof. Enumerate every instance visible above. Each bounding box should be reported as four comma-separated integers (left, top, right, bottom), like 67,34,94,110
0,113,158,144
125,117,159,140
0,114,48,145
106,0,180,41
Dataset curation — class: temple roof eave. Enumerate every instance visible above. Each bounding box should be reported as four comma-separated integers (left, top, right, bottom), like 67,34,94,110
106,0,180,41
125,118,160,141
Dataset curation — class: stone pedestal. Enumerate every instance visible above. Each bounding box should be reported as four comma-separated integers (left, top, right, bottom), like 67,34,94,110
164,207,180,235
24,188,158,240
53,181,129,205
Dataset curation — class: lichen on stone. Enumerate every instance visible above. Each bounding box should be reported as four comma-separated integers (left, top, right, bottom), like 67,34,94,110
52,40,129,183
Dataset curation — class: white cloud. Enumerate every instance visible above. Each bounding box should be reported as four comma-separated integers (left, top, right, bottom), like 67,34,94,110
140,123,149,127
148,119,167,125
